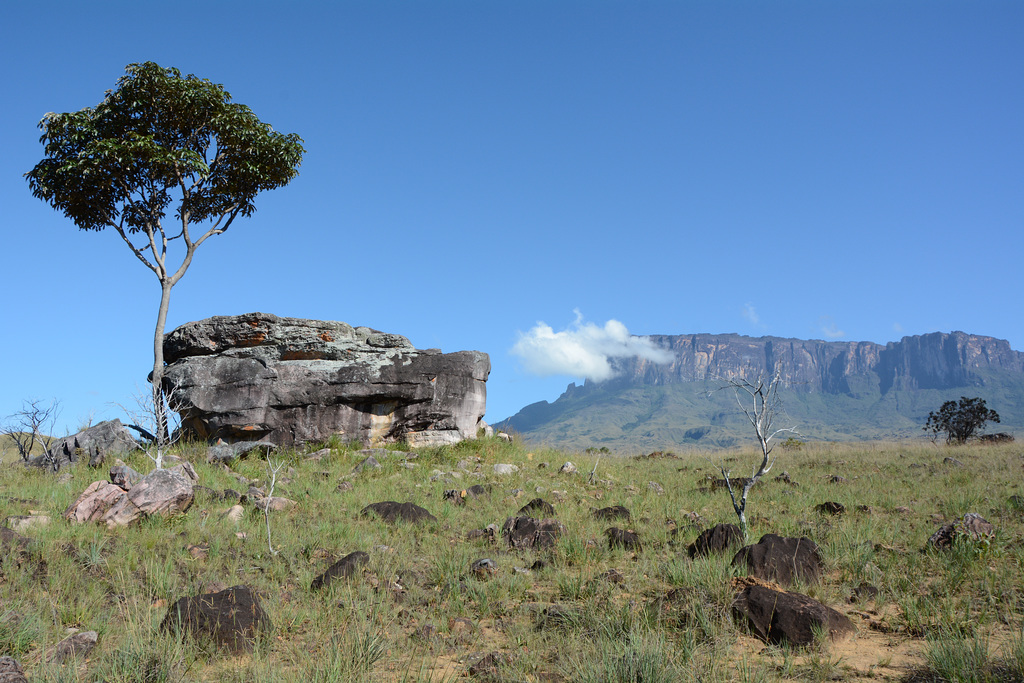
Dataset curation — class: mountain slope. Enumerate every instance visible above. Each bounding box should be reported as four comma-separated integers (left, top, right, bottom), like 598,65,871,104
498,331,1024,453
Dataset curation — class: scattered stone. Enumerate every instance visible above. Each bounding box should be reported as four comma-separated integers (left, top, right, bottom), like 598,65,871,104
647,481,665,495
0,656,27,683
592,505,631,521
518,498,555,516
536,605,579,631
469,651,513,678
253,497,296,513
443,484,491,505
361,501,437,525
354,456,381,473
411,623,438,642
979,432,1014,444
559,461,577,474
336,480,354,493
311,551,369,591
206,441,277,465
943,457,964,467
601,568,625,584
5,514,50,533
732,581,855,646
501,516,565,549
29,420,138,472
774,471,793,484
927,513,995,550
304,447,333,462
710,476,752,491
732,534,824,586
605,527,642,551
188,544,210,561
471,558,498,579
160,585,271,653
224,505,245,528
848,582,880,603
828,475,847,484
688,523,743,559
497,432,513,443
46,630,98,663
493,463,519,475
816,501,846,516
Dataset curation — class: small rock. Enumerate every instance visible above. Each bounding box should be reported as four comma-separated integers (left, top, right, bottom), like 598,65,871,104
471,558,498,579
0,656,27,683
518,498,555,516
223,505,244,524
828,475,847,484
647,481,665,495
848,582,879,603
47,630,98,663
254,496,296,513
354,456,381,473
6,514,50,533
311,551,370,590
592,505,631,521
605,527,642,550
927,513,995,550
493,463,519,475
816,502,846,516
336,480,354,493
943,457,964,467
559,461,577,474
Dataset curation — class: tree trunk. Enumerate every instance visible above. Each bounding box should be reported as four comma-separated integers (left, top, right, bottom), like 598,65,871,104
152,279,173,446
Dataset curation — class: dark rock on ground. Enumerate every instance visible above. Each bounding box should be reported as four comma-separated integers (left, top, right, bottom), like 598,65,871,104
161,585,271,653
518,498,555,516
605,527,642,551
927,513,995,550
979,432,1014,443
163,312,489,448
353,456,381,473
688,523,743,558
732,534,824,586
311,551,369,591
501,517,565,550
848,582,880,603
471,558,498,579
0,656,27,683
816,501,846,516
733,582,855,646
592,505,631,521
469,651,513,679
535,605,581,631
361,501,437,525
206,441,276,464
29,420,137,472
444,484,492,506
711,477,752,491
47,630,98,663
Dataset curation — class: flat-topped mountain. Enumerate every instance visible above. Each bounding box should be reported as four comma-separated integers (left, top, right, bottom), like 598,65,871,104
499,331,1023,452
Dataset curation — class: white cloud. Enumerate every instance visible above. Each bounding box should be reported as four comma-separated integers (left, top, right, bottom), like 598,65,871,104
742,303,760,326
511,310,674,381
818,316,846,339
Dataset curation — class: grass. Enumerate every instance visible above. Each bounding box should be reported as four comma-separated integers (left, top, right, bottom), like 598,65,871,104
0,437,1022,681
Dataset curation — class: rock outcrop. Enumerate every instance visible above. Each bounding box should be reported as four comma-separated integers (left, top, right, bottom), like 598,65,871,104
162,312,490,448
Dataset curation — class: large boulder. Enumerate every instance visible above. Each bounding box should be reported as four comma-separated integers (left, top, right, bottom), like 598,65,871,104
29,420,138,472
732,534,824,586
732,582,855,646
160,585,271,653
162,313,490,448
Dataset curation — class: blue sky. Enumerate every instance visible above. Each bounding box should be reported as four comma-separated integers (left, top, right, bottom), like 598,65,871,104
2,1,1021,435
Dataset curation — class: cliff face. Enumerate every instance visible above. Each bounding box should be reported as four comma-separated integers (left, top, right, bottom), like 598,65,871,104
609,332,1024,397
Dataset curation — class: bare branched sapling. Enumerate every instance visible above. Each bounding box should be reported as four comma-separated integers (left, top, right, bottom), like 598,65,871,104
263,446,284,556
716,364,797,540
2,399,61,467
118,381,183,469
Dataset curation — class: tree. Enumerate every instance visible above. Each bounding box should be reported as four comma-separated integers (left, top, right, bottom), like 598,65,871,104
1,399,61,465
715,364,797,541
924,396,1000,445
26,62,304,450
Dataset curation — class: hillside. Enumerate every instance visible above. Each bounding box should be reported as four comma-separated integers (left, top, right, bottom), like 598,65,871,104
498,331,1024,453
